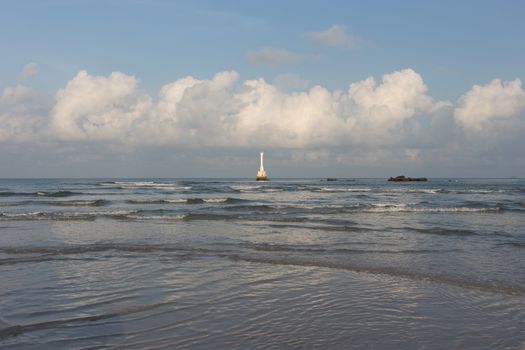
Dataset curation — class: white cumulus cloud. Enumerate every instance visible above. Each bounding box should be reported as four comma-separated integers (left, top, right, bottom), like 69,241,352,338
50,70,152,141
3,68,450,150
454,78,525,132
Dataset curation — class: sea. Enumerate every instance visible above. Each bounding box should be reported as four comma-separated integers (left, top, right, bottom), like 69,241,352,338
0,178,524,349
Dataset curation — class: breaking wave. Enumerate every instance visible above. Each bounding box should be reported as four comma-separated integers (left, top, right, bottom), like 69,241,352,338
362,206,500,213
126,197,248,205
36,191,80,197
0,190,81,197
101,181,191,191
314,187,372,193
0,204,501,222
46,199,110,207
0,210,136,221
383,188,442,194
229,185,283,193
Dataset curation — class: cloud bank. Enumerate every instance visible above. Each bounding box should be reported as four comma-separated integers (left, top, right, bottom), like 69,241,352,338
1,68,524,176
38,68,448,148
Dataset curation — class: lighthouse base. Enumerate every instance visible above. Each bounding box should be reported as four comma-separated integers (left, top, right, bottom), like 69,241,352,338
256,170,268,181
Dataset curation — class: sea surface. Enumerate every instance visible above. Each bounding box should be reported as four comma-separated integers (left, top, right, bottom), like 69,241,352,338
0,178,524,349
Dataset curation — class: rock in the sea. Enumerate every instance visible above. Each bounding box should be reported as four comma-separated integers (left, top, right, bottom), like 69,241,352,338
388,175,427,182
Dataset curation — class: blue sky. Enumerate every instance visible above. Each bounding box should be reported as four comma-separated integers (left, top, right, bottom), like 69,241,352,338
3,0,524,98
1,0,525,177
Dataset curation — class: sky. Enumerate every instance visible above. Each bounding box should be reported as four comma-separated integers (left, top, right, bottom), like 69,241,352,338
1,0,525,178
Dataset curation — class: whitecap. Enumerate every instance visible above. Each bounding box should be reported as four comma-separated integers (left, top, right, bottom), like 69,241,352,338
203,198,228,203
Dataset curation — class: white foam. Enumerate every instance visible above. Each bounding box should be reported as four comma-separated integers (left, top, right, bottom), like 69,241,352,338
128,214,187,220
455,189,517,194
107,182,191,191
230,185,263,192
364,207,499,213
165,199,190,203
318,187,372,193
203,198,228,203
0,211,44,218
373,203,409,208
385,189,440,194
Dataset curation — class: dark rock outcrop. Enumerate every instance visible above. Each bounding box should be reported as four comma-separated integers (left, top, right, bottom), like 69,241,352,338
388,175,428,182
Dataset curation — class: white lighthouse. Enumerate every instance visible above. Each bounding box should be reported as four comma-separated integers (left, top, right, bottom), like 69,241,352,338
256,152,268,181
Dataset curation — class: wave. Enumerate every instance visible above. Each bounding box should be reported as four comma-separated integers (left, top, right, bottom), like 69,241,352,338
314,187,372,193
127,198,189,204
0,209,209,221
310,187,523,195
499,242,525,249
267,223,369,233
0,210,142,221
0,241,453,261
383,188,442,194
223,203,500,214
404,226,477,236
224,204,275,212
0,209,196,222
312,187,516,195
0,256,98,266
384,188,524,195
239,242,453,255
226,254,525,296
363,206,500,213
0,301,172,340
0,199,110,208
202,198,229,203
126,197,249,205
229,185,283,193
101,181,191,191
0,191,81,198
0,192,30,197
0,203,501,222
0,243,204,256
452,189,522,194
0,201,31,206
36,191,80,197
180,213,311,222
2,242,522,297
46,199,110,207
126,197,250,204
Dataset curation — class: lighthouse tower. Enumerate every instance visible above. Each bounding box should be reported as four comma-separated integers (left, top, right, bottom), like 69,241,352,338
256,152,268,181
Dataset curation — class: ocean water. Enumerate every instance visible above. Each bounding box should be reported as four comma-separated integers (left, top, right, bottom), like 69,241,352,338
0,178,524,349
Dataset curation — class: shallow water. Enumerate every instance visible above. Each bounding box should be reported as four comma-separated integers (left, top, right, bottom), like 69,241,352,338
0,178,524,349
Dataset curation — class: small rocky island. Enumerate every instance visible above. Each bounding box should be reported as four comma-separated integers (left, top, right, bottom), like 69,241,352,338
388,175,428,182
